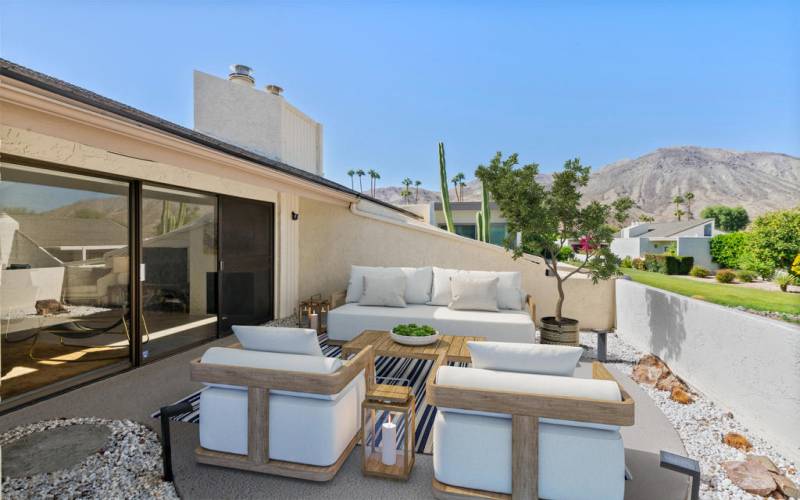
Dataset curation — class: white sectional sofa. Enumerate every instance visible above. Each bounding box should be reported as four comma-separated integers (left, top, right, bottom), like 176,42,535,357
327,266,536,343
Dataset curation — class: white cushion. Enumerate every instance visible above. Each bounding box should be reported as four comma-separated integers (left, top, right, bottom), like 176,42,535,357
461,270,523,310
448,275,499,312
467,341,583,376
345,266,383,303
359,274,407,308
428,267,459,305
200,347,345,400
232,325,323,357
327,303,535,343
433,411,625,498
398,266,433,304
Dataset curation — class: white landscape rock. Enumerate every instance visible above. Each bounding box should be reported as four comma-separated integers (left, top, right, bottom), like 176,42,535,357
576,331,800,499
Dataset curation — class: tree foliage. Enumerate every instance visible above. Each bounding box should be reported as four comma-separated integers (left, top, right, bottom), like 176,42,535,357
700,205,750,232
709,231,749,269
743,207,800,277
475,154,630,321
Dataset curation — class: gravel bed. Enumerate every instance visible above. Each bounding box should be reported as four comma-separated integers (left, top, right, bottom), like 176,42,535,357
1,417,178,500
575,331,800,499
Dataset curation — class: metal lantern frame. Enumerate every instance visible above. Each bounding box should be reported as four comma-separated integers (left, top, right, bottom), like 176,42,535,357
361,385,415,480
296,294,330,333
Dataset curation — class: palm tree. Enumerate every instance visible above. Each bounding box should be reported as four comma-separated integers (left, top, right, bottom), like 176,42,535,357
684,192,695,219
414,180,422,203
347,169,355,190
673,195,685,221
639,214,655,223
356,169,365,193
400,187,413,204
458,179,467,201
451,172,465,201
367,169,379,196
402,177,413,191
372,171,381,196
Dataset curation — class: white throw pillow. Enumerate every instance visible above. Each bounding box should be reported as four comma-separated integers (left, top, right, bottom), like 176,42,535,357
345,265,381,303
359,273,407,307
467,341,582,376
448,275,499,312
232,326,323,357
428,267,459,305
462,270,524,310
398,266,433,304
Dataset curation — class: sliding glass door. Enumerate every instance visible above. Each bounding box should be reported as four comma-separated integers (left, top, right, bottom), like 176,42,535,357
0,162,131,403
140,184,218,362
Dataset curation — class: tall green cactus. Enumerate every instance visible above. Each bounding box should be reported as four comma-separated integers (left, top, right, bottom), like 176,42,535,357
476,211,485,242
480,180,491,242
438,142,455,233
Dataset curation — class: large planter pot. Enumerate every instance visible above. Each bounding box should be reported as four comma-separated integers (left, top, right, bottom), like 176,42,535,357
540,316,580,346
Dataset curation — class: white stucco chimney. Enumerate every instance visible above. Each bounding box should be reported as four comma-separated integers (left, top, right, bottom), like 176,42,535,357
193,66,324,176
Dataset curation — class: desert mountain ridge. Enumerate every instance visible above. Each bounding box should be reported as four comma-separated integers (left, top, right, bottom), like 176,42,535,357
371,146,800,221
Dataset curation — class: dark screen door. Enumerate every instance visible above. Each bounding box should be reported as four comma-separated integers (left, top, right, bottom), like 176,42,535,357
218,196,274,333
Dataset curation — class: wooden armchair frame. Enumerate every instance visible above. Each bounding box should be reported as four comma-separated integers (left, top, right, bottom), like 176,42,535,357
191,345,375,481
427,362,635,500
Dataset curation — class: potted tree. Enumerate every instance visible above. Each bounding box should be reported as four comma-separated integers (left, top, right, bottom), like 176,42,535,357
476,154,631,345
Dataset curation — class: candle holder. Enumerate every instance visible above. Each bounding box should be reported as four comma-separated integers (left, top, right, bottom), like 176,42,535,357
297,295,331,333
361,384,415,480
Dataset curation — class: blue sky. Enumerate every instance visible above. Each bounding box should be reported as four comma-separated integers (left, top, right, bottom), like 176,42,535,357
2,1,798,190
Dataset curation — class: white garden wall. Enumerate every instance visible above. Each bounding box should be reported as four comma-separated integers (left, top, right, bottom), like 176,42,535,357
616,279,800,462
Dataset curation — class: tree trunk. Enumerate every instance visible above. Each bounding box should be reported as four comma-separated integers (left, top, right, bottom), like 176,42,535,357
553,260,564,322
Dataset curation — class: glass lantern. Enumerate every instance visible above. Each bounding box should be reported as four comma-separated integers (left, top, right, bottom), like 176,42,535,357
297,295,331,333
361,385,415,480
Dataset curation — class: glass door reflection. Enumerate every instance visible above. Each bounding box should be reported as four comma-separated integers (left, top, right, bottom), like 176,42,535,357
140,185,217,362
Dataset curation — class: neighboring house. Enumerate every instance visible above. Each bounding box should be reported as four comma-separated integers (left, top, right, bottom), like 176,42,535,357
611,219,720,270
406,201,510,246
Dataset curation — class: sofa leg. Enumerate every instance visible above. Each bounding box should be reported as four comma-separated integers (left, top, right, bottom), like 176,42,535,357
159,401,193,482
512,415,538,500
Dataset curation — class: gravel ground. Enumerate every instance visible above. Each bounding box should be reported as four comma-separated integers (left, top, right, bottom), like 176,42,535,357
1,417,178,500
576,331,800,499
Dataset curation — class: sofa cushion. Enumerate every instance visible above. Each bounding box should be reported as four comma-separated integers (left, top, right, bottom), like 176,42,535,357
232,326,323,357
448,274,499,312
346,266,398,303
428,267,459,305
461,270,523,310
327,303,535,343
359,274,407,308
200,347,348,401
398,266,433,304
467,341,582,376
433,411,625,498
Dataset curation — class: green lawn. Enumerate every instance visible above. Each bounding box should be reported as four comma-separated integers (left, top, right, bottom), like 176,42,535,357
622,268,800,316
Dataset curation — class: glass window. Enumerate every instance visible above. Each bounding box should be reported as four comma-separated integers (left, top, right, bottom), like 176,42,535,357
454,224,477,239
0,163,130,402
489,223,507,245
140,184,217,361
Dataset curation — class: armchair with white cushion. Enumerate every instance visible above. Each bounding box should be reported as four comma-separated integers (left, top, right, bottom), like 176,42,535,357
428,341,635,500
191,326,374,481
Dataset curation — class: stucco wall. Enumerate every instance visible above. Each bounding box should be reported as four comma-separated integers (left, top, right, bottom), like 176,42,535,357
676,237,715,270
610,238,644,259
298,198,616,329
616,279,800,462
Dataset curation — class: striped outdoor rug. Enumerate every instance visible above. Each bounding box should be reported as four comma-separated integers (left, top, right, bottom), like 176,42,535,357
152,334,463,454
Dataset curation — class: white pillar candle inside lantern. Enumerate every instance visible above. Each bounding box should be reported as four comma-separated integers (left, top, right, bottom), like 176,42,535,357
382,415,397,465
309,313,319,333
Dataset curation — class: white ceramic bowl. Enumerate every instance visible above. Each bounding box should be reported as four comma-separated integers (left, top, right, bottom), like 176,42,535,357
389,330,440,346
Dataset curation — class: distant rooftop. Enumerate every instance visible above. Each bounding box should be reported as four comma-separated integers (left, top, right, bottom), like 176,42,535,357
617,219,714,238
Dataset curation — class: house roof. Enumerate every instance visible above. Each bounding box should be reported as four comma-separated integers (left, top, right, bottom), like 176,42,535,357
617,219,714,238
432,201,499,211
0,59,418,219
12,214,129,247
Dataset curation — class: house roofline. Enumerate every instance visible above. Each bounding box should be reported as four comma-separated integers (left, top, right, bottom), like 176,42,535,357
0,59,419,219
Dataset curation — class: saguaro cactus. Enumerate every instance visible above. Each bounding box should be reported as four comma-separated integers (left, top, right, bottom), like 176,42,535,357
438,142,455,233
480,180,491,242
476,211,485,242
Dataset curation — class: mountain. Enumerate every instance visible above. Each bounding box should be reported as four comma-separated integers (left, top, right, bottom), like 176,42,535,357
374,147,800,220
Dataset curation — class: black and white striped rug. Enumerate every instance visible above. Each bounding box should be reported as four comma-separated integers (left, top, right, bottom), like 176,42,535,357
152,334,463,454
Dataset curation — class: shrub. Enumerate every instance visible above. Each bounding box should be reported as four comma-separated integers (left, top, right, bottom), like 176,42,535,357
774,270,799,292
557,246,575,262
745,208,800,278
632,257,645,270
701,205,750,232
644,253,695,275
791,254,800,278
736,270,757,283
709,232,750,269
689,266,710,278
620,256,633,268
715,269,736,283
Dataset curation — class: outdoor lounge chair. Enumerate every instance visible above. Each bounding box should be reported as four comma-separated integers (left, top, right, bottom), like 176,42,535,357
427,346,635,500
191,328,374,481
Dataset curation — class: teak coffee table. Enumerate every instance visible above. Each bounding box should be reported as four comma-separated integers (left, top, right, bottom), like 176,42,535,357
341,330,485,384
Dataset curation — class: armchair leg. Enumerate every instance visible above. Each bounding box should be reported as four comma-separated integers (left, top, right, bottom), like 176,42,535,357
159,401,193,481
512,415,538,500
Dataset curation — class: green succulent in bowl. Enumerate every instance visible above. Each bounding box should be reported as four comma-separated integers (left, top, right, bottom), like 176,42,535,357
392,324,437,337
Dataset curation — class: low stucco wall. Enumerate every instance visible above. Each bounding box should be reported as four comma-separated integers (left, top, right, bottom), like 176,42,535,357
616,279,800,462
298,198,616,329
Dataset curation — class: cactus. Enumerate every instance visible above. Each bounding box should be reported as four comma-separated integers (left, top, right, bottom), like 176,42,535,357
438,142,455,233
476,211,485,242
480,180,491,242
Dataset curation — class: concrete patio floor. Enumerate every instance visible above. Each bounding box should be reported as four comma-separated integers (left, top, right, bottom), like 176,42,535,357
0,336,690,499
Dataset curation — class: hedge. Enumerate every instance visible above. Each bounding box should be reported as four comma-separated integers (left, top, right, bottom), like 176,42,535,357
644,253,695,275
709,231,749,269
